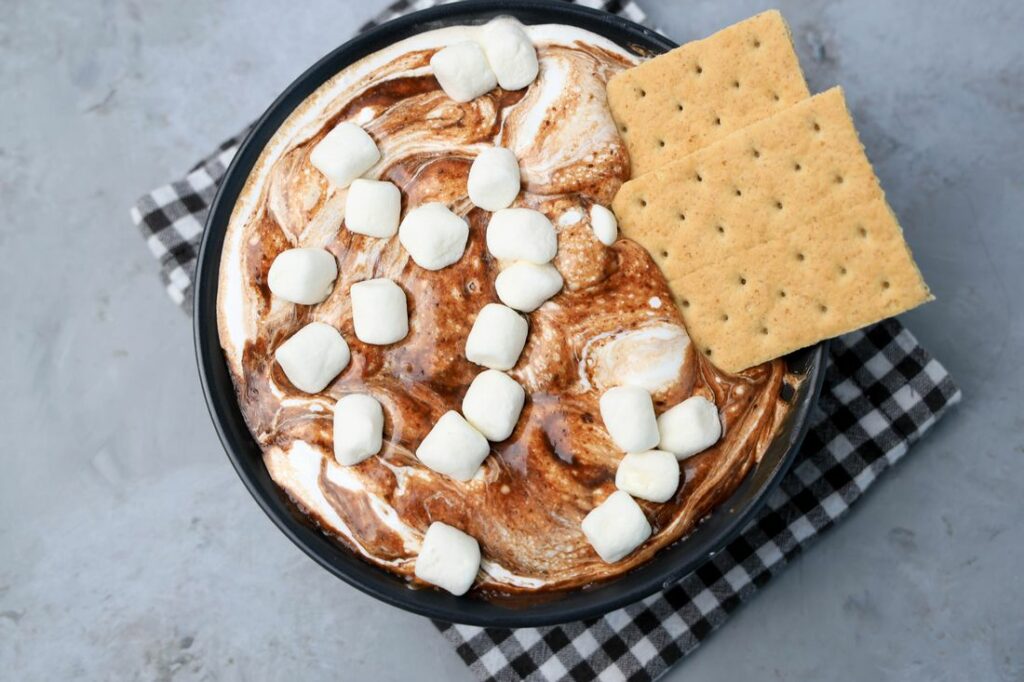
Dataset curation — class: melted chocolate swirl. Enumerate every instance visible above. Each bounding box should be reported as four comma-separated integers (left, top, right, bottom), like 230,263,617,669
218,26,798,595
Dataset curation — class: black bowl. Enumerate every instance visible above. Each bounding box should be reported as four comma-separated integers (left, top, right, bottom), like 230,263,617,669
194,0,827,627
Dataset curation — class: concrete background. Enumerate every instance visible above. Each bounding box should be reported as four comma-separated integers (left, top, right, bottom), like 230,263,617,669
1,0,1021,679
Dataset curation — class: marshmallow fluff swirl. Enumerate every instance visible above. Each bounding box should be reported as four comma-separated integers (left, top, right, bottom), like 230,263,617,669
218,23,798,595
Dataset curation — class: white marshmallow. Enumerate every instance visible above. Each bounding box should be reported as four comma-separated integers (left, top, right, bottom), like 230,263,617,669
344,179,401,238
430,42,497,103
398,202,469,270
274,322,350,394
465,303,528,371
332,393,384,465
462,370,525,442
481,18,540,91
350,278,408,345
494,261,563,312
416,411,491,481
415,522,481,596
267,248,338,305
468,147,520,211
590,204,618,246
657,396,723,460
486,208,557,263
581,490,652,563
309,122,380,188
558,209,583,226
599,386,659,453
615,450,680,503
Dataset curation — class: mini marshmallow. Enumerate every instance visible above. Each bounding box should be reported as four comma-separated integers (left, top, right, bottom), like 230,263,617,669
309,122,380,188
590,204,618,246
462,370,525,442
430,42,497,103
398,202,469,270
581,490,652,563
467,147,520,211
615,450,680,503
332,393,384,465
267,248,338,305
350,278,408,345
415,522,481,596
558,209,583,226
274,322,350,394
416,411,491,481
494,261,563,312
465,303,528,371
657,395,723,460
486,208,557,263
345,179,401,238
599,385,659,453
481,18,540,91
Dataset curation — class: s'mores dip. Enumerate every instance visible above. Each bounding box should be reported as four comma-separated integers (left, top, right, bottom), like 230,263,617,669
218,16,822,598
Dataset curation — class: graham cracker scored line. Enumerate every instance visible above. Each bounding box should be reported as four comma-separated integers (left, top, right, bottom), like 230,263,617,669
607,9,809,177
612,87,931,373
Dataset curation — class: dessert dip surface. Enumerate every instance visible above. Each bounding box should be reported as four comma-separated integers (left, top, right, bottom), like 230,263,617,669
218,21,798,595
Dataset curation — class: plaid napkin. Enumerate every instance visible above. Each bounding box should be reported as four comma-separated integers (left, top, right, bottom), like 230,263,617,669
437,320,959,680
130,1,962,680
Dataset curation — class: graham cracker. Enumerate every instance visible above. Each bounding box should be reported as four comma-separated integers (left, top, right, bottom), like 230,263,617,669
612,87,932,373
607,10,809,177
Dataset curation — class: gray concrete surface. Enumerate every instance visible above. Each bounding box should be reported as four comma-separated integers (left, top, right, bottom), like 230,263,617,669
1,0,1021,680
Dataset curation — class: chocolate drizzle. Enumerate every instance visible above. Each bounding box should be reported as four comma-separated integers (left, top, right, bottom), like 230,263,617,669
220,30,799,595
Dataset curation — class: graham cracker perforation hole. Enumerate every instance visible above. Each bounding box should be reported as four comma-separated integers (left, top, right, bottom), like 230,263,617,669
717,225,725,234
858,226,868,238
796,252,806,262
658,139,666,148
703,348,712,356
714,116,722,126
793,162,802,171
677,212,686,221
659,249,669,259
752,149,761,159
739,276,747,285
676,102,684,111
760,326,769,335
721,313,730,322
812,121,821,132
753,38,762,48
639,198,647,208
819,304,828,313
834,174,845,184
638,88,647,98
778,289,787,298
734,188,742,196
732,80,741,89
882,280,891,289
695,64,703,75
774,200,784,210
772,92,781,102
695,173,703,183
838,265,848,275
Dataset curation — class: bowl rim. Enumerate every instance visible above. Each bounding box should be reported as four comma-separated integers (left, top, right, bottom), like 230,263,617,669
194,0,828,628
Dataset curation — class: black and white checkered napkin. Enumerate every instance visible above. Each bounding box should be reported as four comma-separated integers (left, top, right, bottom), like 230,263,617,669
435,319,959,680
130,1,962,680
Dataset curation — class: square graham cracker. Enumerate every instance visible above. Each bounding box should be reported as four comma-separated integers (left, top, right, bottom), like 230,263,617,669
612,87,932,373
607,10,809,177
